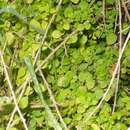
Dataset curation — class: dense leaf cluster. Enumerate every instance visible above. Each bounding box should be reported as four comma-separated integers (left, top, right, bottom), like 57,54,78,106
0,0,130,130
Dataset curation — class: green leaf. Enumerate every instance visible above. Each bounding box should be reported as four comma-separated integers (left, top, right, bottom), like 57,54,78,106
30,19,41,31
5,32,15,45
17,67,26,78
106,0,115,4
25,0,33,4
19,96,28,109
8,128,18,130
73,113,82,120
84,23,91,30
67,34,78,44
40,84,46,92
63,21,70,30
57,71,73,87
65,71,73,82
64,117,72,124
41,21,48,30
91,124,100,130
0,6,27,22
31,44,40,52
52,30,62,39
86,79,95,90
122,23,129,35
56,89,71,103
71,0,80,4
57,76,65,87
64,7,74,18
78,71,95,89
94,88,104,100
79,72,88,82
24,86,34,96
106,32,117,45
80,35,88,46
16,67,27,85
77,105,86,113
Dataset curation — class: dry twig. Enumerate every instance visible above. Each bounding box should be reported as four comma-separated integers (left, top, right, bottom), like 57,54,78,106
102,0,106,28
112,0,122,114
6,77,29,129
38,69,68,130
121,0,130,22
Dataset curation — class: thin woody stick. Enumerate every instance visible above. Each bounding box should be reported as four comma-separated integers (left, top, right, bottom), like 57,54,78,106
112,0,122,114
38,69,68,130
121,0,130,22
6,77,29,130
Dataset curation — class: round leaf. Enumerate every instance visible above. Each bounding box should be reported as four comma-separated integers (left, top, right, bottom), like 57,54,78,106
80,35,88,46
25,0,33,4
106,32,117,45
91,124,100,130
71,0,80,4
52,30,62,39
67,34,78,44
5,32,15,45
19,96,29,109
30,19,41,30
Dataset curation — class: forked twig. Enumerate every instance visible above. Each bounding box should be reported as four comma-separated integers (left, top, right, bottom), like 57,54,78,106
0,51,28,130
6,77,29,129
